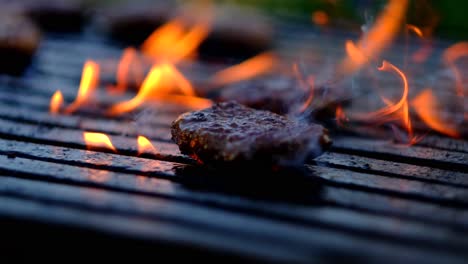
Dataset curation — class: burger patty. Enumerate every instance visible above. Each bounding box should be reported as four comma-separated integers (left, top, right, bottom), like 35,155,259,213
0,14,41,75
2,0,85,32
171,101,331,166
217,76,347,125
217,76,307,115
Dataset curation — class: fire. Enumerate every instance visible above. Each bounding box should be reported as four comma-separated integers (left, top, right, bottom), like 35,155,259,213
336,105,348,127
406,24,432,63
411,89,459,138
108,64,211,115
141,18,210,63
443,42,468,97
211,52,277,86
65,61,100,114
137,136,157,155
339,0,408,75
345,40,368,66
406,24,423,37
312,10,329,26
49,90,64,115
353,61,418,143
109,47,144,94
83,132,117,152
297,76,315,113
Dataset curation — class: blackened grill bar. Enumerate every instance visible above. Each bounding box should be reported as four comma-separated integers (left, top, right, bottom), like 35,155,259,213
0,24,466,264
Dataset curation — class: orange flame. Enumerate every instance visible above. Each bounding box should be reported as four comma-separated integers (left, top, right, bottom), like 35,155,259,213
83,132,117,152
49,90,64,115
336,105,348,127
108,64,211,115
137,136,157,155
411,89,459,138
339,0,408,75
65,61,100,114
345,40,368,66
312,10,329,26
109,47,144,94
211,52,277,86
141,18,210,63
443,42,468,97
406,24,423,37
354,61,418,143
297,76,315,113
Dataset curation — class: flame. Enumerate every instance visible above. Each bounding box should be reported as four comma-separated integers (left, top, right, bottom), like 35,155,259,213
406,24,423,37
336,105,348,127
312,10,329,26
65,61,100,114
354,61,418,144
411,89,459,138
109,47,144,94
443,42,468,97
108,64,210,115
141,18,210,63
83,132,117,152
345,40,368,66
211,52,277,86
339,0,408,75
406,24,432,63
49,90,64,115
137,136,157,155
297,76,315,113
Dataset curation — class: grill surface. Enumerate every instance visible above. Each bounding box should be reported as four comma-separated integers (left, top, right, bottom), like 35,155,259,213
0,24,467,263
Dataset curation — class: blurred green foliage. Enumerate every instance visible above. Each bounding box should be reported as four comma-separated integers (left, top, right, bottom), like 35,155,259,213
88,0,468,39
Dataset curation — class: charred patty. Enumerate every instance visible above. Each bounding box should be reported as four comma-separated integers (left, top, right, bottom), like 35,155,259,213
171,101,331,166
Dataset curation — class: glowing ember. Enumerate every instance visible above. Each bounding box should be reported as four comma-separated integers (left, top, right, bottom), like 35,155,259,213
312,10,329,26
109,47,144,94
137,135,157,155
411,89,459,138
141,18,210,63
83,132,117,152
211,52,277,86
339,0,408,75
65,61,100,114
49,90,64,115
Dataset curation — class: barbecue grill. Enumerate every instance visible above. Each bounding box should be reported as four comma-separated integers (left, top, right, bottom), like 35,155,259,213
0,10,467,263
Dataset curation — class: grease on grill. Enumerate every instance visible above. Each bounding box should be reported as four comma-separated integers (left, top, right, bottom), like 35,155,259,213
171,101,331,167
0,14,41,75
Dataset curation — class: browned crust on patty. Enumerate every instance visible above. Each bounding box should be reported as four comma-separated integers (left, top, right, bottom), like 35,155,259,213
171,101,331,166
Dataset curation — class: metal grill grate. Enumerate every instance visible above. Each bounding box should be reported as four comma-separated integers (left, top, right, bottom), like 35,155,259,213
0,28,467,263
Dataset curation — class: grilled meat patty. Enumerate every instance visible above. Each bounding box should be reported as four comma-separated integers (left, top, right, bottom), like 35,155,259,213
98,3,272,58
171,101,331,166
0,14,41,75
217,76,347,125
2,0,85,32
217,76,307,115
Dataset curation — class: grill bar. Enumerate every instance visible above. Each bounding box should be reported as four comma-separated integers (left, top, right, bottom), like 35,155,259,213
0,25,467,263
